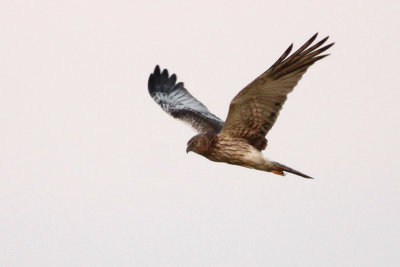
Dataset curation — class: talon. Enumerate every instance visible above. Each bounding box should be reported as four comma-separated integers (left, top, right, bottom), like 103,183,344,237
272,170,285,176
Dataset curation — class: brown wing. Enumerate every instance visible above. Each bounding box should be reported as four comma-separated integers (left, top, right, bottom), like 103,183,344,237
219,33,334,150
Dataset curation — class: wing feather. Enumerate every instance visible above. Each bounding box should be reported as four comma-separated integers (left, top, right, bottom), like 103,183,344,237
148,65,224,134
220,33,334,150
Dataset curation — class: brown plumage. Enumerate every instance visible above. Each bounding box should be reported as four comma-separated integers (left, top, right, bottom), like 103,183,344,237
148,33,334,179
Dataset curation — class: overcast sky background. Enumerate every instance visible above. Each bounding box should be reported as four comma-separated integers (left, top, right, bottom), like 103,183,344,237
1,0,399,266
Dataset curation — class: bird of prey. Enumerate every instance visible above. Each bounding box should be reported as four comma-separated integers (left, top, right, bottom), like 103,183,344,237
148,33,333,179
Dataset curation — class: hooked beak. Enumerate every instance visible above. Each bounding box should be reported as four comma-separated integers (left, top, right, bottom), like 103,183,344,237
186,145,192,153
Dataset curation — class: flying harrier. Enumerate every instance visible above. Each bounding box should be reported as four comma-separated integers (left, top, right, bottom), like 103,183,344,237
148,33,333,178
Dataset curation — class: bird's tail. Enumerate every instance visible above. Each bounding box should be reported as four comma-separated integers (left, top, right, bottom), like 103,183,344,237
271,161,313,179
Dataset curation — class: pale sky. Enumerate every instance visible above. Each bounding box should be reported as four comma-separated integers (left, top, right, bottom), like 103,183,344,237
1,0,399,266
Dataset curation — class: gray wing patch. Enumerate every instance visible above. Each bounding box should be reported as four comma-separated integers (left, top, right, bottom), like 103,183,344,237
148,65,224,134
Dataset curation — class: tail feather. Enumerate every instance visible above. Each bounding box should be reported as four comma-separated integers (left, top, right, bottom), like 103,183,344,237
272,161,313,179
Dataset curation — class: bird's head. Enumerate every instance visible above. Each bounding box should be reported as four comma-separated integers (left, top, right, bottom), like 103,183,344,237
186,134,210,155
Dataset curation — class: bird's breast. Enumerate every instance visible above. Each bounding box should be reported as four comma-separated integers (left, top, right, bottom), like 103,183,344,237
206,136,256,165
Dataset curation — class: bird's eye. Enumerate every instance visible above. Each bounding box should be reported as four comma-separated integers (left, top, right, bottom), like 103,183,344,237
193,141,198,146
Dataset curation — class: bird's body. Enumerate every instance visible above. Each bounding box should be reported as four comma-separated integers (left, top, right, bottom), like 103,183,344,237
148,33,334,179
187,133,309,177
194,134,267,168
210,136,272,172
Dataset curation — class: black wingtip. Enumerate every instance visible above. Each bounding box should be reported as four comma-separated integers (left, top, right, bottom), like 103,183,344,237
148,65,180,96
154,65,160,75
148,73,155,94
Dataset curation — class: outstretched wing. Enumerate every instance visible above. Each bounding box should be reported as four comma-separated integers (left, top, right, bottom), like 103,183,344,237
148,65,224,134
220,33,334,150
